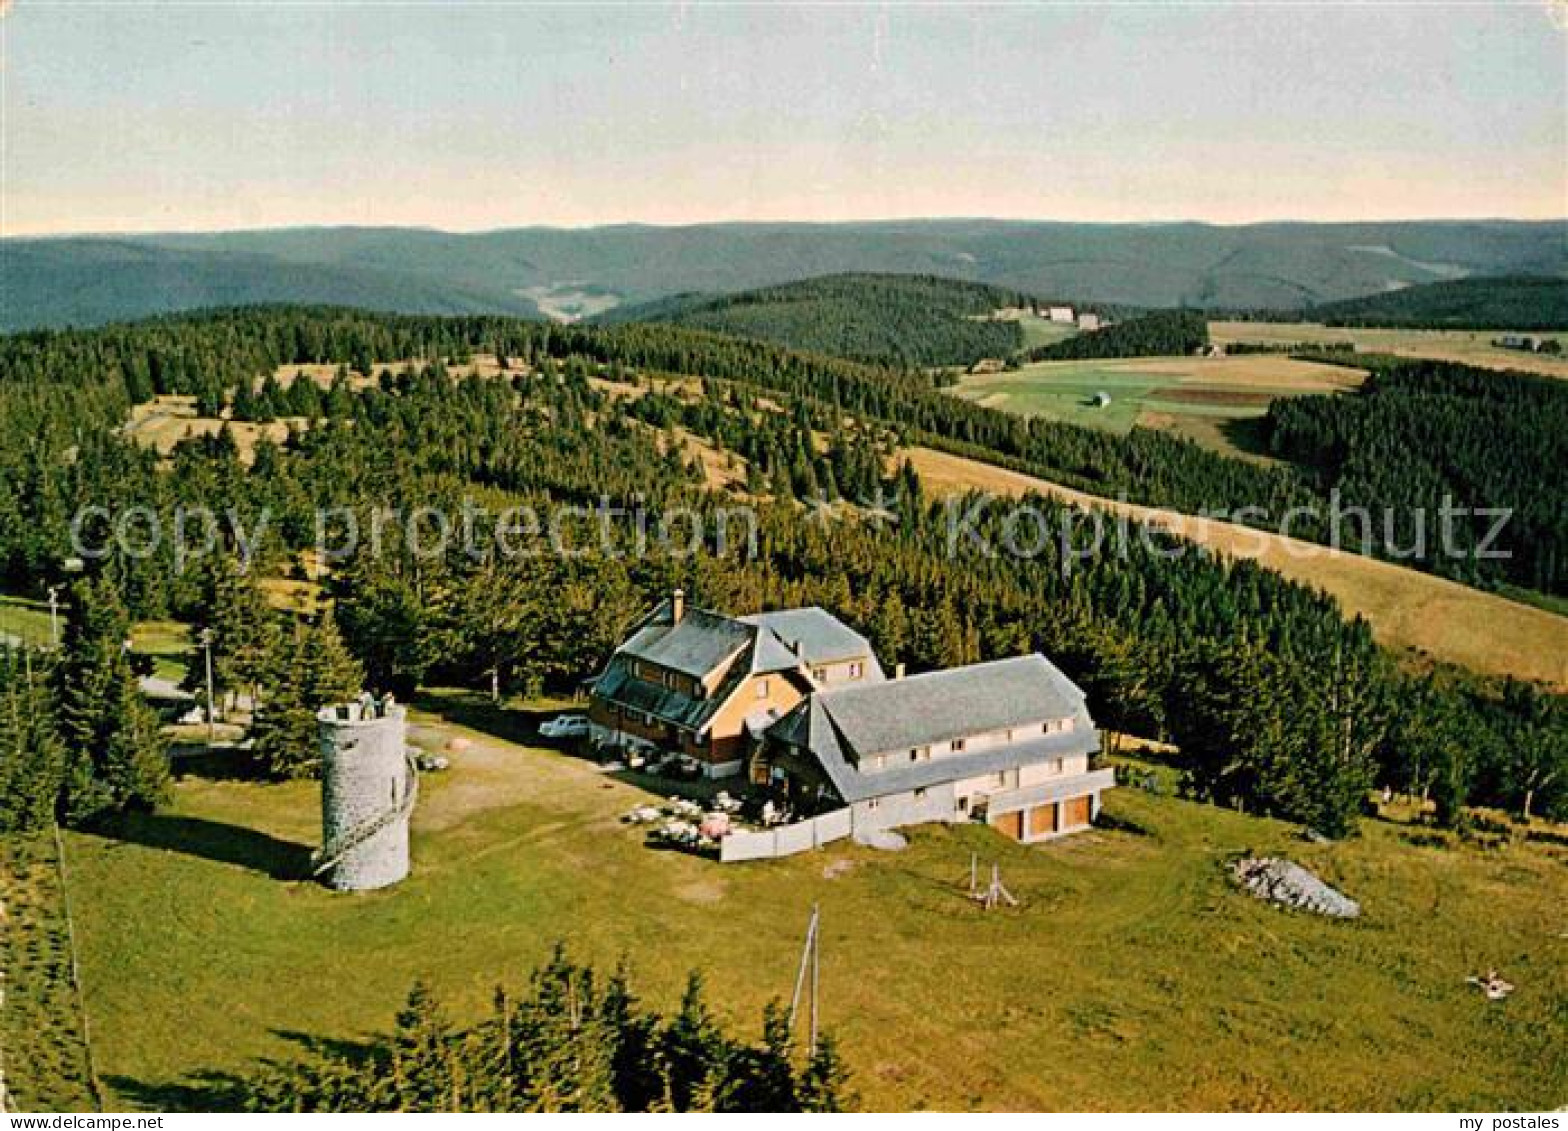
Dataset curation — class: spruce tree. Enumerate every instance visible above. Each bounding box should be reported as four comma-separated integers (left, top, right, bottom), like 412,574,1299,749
0,652,67,832
54,577,169,823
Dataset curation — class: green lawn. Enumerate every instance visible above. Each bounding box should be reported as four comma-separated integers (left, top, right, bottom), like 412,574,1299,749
37,697,1565,1112
1,594,188,682
0,594,57,648
129,620,191,684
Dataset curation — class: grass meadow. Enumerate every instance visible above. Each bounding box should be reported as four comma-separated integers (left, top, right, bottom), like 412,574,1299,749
945,355,1365,461
26,697,1566,1112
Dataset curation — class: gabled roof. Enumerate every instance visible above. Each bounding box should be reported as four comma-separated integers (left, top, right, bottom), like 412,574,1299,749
767,653,1098,803
809,654,1084,759
590,598,878,735
620,605,751,679
740,607,881,673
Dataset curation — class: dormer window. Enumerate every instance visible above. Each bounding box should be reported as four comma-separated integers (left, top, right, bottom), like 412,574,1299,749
951,738,967,753
849,661,863,679
755,679,770,699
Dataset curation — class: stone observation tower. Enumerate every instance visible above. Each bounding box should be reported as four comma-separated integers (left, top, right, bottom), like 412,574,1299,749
313,694,416,892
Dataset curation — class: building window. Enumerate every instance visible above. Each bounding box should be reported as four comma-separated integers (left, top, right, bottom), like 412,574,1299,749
866,797,880,811
952,738,967,753
914,787,927,800
755,679,769,698
994,770,1007,787
849,662,863,679
813,668,827,682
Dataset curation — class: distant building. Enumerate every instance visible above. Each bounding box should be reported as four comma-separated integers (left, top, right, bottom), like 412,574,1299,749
1496,334,1544,352
968,357,1008,375
1046,305,1075,323
1090,391,1112,408
1077,312,1101,332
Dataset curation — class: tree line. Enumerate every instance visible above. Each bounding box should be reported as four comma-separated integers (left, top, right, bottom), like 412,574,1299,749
239,949,847,1112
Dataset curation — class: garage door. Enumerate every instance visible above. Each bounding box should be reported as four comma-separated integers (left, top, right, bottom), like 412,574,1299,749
992,809,1024,840
1063,795,1092,828
1028,803,1058,839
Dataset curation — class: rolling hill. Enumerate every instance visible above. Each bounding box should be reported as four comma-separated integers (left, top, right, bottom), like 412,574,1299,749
0,239,541,330
599,273,1046,367
1304,275,1568,329
3,219,1562,332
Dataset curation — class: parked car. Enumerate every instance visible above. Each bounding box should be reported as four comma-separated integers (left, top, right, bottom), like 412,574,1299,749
539,713,590,740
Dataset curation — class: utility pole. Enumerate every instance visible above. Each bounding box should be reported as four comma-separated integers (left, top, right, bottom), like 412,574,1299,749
46,585,60,648
200,628,217,745
788,903,821,1055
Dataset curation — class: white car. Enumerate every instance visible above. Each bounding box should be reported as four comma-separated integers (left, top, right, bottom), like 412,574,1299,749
539,713,590,740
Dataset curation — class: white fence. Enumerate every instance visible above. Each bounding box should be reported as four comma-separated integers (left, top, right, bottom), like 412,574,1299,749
720,808,853,863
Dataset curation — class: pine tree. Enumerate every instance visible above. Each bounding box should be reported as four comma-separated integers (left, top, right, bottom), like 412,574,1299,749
391,981,458,1111
54,577,169,823
251,612,363,780
0,652,67,832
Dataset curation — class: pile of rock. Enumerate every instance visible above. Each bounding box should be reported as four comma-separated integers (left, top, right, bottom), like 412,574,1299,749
1233,857,1361,919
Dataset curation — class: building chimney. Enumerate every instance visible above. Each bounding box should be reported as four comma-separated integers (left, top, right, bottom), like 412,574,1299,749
671,588,685,624
894,662,906,680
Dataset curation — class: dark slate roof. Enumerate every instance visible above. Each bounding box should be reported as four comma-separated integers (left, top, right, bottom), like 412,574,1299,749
591,598,876,735
740,607,881,673
809,654,1083,758
591,657,726,732
620,606,751,679
766,653,1098,803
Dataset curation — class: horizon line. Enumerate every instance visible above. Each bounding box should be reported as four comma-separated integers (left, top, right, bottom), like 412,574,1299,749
7,214,1568,242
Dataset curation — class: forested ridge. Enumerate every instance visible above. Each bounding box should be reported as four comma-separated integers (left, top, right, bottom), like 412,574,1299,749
1304,275,1568,330
600,273,1042,368
1266,356,1568,594
1023,309,1209,361
0,304,1563,837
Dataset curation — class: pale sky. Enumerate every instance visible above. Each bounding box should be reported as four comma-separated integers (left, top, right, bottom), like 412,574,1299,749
3,2,1565,235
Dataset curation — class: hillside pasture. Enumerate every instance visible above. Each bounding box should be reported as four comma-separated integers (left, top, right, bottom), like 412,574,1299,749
946,355,1365,460
901,446,1568,690
47,700,1568,1112
123,396,299,465
1209,322,1568,380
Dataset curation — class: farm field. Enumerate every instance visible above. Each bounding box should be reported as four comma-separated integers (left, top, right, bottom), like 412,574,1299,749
1208,322,1568,380
946,355,1365,460
901,447,1568,690
46,698,1568,1112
